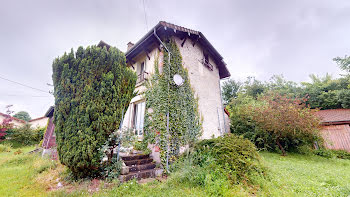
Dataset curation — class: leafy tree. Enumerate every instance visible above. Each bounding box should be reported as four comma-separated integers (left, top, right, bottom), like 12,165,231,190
334,55,350,73
221,79,241,105
52,45,136,178
241,77,266,98
301,74,349,109
13,111,31,121
266,75,301,98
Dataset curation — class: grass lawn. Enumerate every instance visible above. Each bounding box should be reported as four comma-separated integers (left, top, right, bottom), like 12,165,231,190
1,144,350,197
0,145,50,197
257,152,350,196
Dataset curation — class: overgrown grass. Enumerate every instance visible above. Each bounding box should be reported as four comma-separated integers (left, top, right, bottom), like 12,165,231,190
0,144,57,197
1,144,350,196
256,152,350,196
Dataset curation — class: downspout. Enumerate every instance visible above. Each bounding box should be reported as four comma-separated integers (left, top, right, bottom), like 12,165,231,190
153,28,172,173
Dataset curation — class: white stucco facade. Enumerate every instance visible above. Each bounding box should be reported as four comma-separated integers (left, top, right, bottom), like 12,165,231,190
29,117,49,129
122,35,227,139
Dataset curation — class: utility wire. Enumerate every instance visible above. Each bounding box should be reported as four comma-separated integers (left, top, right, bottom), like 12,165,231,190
0,76,51,94
143,0,148,31
2,94,52,97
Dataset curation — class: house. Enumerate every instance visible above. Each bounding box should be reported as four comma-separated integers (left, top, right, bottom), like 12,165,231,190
0,112,26,128
0,112,27,138
315,109,350,152
28,116,49,129
100,21,230,139
41,106,57,159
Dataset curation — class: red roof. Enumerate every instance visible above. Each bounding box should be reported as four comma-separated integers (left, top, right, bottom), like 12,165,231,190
29,116,47,122
315,109,350,124
0,112,27,124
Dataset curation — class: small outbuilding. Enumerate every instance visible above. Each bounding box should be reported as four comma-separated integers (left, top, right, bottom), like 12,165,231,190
315,109,350,152
41,106,57,159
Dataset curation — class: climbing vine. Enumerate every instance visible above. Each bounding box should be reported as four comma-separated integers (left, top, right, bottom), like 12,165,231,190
144,38,202,167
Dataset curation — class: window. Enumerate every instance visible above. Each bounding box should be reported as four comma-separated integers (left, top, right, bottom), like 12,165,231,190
133,101,145,136
204,53,209,64
137,61,148,84
140,62,145,74
202,52,213,71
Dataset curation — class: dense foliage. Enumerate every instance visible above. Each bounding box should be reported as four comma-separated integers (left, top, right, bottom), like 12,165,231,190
222,74,350,110
193,134,266,183
13,111,31,121
228,94,321,155
52,45,136,178
144,39,202,168
7,125,45,145
221,79,241,105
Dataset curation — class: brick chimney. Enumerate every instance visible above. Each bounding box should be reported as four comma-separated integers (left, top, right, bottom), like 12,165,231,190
127,42,134,51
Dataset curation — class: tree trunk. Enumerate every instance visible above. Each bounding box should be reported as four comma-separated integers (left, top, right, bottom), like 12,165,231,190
276,137,286,156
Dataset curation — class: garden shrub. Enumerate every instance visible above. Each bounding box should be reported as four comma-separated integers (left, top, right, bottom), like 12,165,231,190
8,124,44,145
332,149,350,160
52,45,136,178
313,149,335,158
193,134,266,184
228,93,322,155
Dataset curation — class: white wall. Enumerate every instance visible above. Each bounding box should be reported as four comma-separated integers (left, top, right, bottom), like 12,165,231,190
174,36,226,139
29,117,49,129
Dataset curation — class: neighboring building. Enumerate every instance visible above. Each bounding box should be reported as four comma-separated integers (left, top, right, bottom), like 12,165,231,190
0,112,26,128
99,21,230,139
315,109,350,152
28,116,49,129
41,106,57,159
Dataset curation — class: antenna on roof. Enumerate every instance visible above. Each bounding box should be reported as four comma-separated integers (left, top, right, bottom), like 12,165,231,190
142,0,148,32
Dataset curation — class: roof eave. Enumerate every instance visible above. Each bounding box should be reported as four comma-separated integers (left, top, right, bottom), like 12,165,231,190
125,21,231,79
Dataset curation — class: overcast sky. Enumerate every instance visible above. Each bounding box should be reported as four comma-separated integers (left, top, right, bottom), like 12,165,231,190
1,0,350,118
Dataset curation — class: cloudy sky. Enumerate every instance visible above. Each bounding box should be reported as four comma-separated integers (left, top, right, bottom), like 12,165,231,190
1,0,350,118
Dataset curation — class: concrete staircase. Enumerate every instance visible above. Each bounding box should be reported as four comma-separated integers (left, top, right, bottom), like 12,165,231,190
119,153,162,182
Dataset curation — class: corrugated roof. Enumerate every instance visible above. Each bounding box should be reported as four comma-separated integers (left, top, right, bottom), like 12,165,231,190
315,109,350,123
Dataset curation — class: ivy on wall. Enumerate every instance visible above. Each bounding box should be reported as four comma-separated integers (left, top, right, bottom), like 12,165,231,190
144,38,202,167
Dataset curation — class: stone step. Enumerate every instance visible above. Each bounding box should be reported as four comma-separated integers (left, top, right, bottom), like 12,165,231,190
124,158,153,166
129,163,156,173
121,154,149,161
119,169,162,182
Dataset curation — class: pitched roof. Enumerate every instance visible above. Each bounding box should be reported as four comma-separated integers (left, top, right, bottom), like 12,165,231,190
29,116,48,122
315,109,350,124
125,21,230,79
0,112,27,123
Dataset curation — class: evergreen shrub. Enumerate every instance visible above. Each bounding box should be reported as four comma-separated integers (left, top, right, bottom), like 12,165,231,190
52,45,136,178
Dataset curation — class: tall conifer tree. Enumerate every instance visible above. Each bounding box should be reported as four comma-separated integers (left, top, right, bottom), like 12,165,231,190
52,45,136,177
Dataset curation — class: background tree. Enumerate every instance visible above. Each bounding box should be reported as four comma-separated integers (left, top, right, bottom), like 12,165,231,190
221,79,241,105
52,45,136,178
334,55,350,74
13,111,31,121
